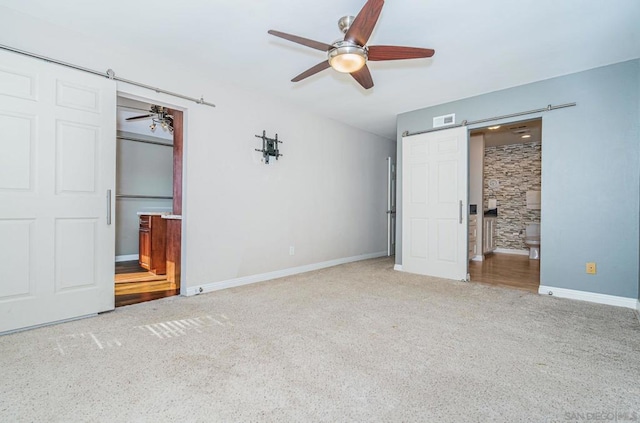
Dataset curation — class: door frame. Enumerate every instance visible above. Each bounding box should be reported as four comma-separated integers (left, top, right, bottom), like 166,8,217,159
115,88,188,295
466,117,543,286
386,156,396,257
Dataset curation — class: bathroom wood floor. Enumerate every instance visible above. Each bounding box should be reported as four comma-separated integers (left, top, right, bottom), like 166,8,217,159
115,261,178,307
469,253,540,293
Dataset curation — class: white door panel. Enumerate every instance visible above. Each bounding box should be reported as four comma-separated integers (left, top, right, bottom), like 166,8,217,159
0,50,116,333
401,127,468,280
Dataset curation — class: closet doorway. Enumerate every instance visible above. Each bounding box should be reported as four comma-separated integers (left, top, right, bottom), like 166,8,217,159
114,97,183,307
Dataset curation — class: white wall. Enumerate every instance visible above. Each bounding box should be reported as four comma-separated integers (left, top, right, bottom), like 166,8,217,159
0,7,395,288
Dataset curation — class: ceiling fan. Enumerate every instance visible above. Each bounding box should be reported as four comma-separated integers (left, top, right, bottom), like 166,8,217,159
268,0,435,90
125,105,174,133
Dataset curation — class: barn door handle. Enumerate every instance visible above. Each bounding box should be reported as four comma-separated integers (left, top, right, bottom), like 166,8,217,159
459,200,463,224
106,189,112,225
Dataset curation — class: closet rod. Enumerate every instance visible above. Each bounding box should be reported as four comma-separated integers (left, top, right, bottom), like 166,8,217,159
402,103,576,137
116,195,173,200
117,136,173,148
0,43,216,108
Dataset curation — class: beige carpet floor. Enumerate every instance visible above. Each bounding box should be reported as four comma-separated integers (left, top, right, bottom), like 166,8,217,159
1,257,639,422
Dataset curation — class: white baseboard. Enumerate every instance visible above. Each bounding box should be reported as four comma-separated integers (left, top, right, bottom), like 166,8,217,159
494,248,529,256
471,255,484,262
186,251,387,296
115,254,139,262
393,264,403,271
538,285,638,309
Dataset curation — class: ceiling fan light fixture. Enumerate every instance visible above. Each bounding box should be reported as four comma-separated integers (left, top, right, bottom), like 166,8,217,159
328,42,367,73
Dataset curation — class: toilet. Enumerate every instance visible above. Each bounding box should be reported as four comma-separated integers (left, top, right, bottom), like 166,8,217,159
525,223,540,259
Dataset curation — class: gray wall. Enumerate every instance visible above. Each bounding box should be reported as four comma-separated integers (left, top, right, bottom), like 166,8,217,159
397,59,640,299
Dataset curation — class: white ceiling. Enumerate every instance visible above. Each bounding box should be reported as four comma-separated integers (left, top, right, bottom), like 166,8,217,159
2,0,639,140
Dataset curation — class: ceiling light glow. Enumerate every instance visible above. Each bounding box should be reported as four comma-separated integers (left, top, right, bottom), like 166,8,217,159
328,42,367,74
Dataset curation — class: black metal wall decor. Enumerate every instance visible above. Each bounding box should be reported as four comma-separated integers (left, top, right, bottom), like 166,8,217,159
254,130,283,164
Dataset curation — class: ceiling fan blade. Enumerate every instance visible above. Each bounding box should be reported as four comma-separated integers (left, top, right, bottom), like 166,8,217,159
350,65,374,89
292,61,331,82
344,0,384,46
125,114,154,121
268,30,333,52
368,45,435,61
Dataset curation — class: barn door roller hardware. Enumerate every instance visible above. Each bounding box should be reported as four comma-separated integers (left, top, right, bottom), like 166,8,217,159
254,130,283,164
402,103,576,137
0,43,216,108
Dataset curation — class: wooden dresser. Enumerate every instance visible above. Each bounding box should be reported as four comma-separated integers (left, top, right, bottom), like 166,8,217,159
138,214,167,275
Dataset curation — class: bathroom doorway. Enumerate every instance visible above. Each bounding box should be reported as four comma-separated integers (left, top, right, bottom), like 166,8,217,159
114,97,184,306
467,118,542,292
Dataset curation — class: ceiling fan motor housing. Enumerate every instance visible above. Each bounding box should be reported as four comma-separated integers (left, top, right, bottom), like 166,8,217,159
338,15,356,34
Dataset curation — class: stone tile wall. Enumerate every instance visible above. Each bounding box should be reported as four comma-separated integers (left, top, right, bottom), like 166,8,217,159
484,142,541,250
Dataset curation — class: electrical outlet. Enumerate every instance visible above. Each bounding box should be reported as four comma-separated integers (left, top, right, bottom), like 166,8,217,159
586,262,596,275
289,246,295,256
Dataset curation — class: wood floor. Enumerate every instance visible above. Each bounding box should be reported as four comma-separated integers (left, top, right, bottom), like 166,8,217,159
115,261,178,307
469,253,540,292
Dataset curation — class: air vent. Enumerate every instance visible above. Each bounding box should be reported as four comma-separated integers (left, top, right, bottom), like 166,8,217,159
433,113,455,128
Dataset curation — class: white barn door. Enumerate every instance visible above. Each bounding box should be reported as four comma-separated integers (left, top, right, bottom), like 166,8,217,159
0,50,116,333
401,127,468,280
